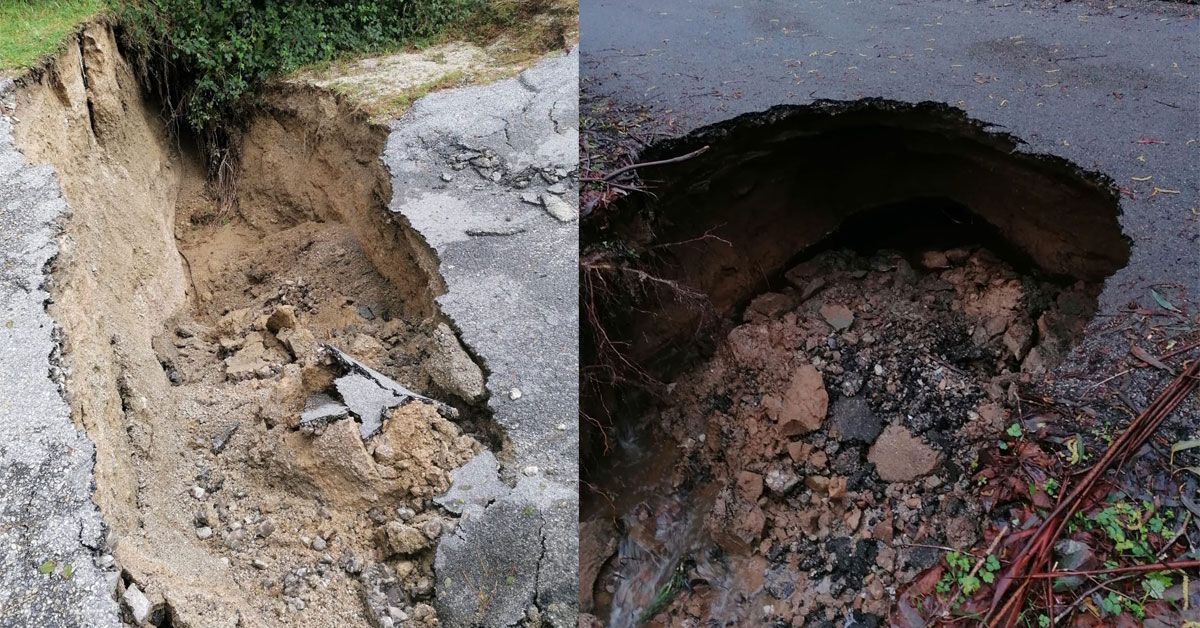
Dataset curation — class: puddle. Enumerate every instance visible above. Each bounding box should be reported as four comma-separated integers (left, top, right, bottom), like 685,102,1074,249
580,101,1130,626
13,23,499,627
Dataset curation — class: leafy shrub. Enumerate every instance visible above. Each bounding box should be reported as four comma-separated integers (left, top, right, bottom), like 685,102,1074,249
109,0,484,138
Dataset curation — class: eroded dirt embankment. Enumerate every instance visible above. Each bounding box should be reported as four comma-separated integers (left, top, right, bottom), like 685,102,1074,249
580,102,1132,626
15,22,491,628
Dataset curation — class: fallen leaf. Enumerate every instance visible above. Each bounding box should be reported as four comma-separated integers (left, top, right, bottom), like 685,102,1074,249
1131,344,1174,374
1151,289,1182,313
1171,440,1200,466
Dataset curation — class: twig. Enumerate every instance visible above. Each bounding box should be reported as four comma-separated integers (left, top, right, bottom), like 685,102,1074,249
1053,574,1138,624
590,145,710,182
1026,558,1200,579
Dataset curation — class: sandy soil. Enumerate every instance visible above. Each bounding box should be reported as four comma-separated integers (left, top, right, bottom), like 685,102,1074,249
14,22,494,628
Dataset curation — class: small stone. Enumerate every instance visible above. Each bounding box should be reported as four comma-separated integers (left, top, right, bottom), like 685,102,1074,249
441,172,454,182
395,506,416,521
541,193,577,222
868,425,941,482
422,519,443,540
736,471,764,502
520,192,541,205
522,465,539,476
765,467,800,495
920,251,950,269
357,305,376,321
546,182,568,194
377,522,429,557
830,396,884,445
509,388,522,400
196,526,213,540
311,537,327,551
253,558,269,570
764,364,828,436
191,486,206,499
211,422,240,454
556,423,567,431
819,303,855,331
257,520,276,538
122,584,151,624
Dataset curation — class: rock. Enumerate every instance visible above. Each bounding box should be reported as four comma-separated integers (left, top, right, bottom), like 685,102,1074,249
920,251,950,270
211,422,240,454
765,364,828,436
830,396,883,444
357,305,376,321
421,519,443,540
196,526,213,540
540,193,577,222
520,191,541,205
266,306,297,334
509,387,522,400
868,425,941,482
311,537,327,551
546,182,568,194
736,471,764,502
799,277,826,302
280,327,319,362
787,441,812,463
426,323,485,402
122,584,151,624
377,522,429,557
819,303,855,331
765,467,800,495
745,292,796,321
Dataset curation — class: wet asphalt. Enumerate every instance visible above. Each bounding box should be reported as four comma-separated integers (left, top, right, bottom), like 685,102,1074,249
582,0,1199,313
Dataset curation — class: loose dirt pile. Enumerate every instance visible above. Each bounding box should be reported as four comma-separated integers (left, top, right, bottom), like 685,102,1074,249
14,22,497,628
584,241,1102,627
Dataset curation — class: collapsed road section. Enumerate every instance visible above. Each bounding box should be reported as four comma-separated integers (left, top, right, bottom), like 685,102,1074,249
0,20,577,628
384,49,580,627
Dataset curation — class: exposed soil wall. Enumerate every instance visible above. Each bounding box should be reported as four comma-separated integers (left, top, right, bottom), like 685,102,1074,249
15,21,487,628
581,100,1131,466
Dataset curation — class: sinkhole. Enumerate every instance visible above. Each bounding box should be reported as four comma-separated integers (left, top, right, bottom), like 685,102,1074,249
579,100,1130,626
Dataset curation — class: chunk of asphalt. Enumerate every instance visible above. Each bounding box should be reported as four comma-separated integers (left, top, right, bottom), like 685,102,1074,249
322,345,458,439
297,393,351,430
334,374,407,439
434,450,508,517
0,78,120,626
434,477,577,627
830,396,884,445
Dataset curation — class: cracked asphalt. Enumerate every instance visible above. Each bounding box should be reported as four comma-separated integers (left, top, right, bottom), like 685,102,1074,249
0,79,119,627
582,0,1199,312
384,49,580,627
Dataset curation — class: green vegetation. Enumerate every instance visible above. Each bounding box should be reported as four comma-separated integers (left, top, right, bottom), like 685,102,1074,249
109,0,486,140
0,0,104,71
936,551,1001,606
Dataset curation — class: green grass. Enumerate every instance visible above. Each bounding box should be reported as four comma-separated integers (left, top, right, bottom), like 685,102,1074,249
0,0,103,71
